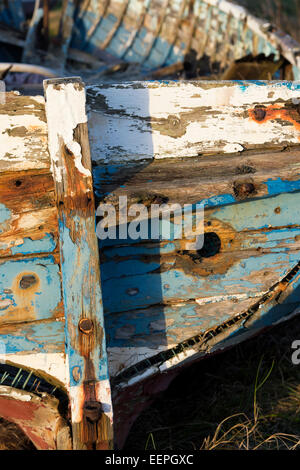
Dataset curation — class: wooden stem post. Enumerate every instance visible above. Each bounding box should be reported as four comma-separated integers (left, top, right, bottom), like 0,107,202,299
43,77,113,450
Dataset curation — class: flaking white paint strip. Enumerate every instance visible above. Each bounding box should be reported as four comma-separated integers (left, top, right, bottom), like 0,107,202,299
45,82,91,182
0,353,68,385
0,114,47,164
108,345,172,377
0,386,32,402
195,291,265,305
88,82,300,163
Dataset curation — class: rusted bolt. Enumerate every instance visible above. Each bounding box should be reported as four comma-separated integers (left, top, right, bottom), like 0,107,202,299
83,401,103,423
78,318,94,335
253,107,266,121
72,366,81,383
274,206,281,214
233,182,256,199
19,275,37,289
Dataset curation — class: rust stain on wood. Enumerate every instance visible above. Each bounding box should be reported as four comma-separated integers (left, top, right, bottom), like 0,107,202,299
249,103,300,139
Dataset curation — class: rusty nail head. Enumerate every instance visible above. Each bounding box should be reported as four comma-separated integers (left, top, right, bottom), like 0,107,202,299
83,401,103,423
78,318,94,334
234,182,255,198
253,107,266,121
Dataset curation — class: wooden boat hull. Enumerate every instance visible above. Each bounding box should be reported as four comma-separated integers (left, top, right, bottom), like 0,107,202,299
1,1,300,81
1,78,300,448
70,0,300,79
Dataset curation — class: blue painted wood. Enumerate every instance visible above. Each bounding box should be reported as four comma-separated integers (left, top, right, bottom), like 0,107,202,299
0,255,63,324
44,77,113,450
0,319,65,355
98,190,300,317
70,0,299,75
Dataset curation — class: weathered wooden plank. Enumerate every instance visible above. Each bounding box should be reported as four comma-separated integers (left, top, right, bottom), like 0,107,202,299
71,0,300,76
105,294,264,373
93,148,300,215
98,190,300,315
44,77,113,450
109,260,300,387
0,91,49,173
87,81,300,163
0,319,66,383
0,170,58,258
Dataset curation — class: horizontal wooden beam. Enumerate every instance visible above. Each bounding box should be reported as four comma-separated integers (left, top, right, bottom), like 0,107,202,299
87,81,300,163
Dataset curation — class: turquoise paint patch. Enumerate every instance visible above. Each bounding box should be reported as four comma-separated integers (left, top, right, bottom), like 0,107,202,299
0,204,11,235
266,177,300,196
59,214,110,386
0,256,61,320
214,191,300,232
10,233,57,256
0,204,11,224
2,320,65,354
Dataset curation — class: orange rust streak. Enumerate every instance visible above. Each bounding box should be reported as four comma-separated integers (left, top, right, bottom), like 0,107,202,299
249,104,300,140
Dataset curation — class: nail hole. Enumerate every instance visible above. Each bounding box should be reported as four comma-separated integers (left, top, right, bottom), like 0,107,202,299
197,232,221,258
185,232,221,262
126,288,139,296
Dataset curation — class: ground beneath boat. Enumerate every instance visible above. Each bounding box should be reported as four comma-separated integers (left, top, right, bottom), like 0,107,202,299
126,313,300,450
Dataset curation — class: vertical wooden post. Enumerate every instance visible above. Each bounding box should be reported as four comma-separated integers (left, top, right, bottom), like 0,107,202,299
43,77,113,450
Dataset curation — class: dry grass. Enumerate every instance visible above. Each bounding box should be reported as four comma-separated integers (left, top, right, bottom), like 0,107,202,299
0,418,35,450
125,314,300,450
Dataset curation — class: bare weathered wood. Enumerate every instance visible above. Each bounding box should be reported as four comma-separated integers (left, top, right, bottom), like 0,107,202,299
94,147,300,217
0,386,69,450
0,169,58,258
0,92,50,173
44,77,113,450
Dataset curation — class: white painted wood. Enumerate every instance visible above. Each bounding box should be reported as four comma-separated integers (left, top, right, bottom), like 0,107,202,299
0,92,49,172
87,81,300,164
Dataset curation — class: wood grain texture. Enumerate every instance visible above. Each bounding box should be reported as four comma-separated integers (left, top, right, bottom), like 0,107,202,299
93,148,300,216
44,77,113,450
87,81,300,163
0,169,58,258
